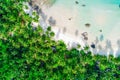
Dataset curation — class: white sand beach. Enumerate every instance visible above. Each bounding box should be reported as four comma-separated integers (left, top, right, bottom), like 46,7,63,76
41,3,120,57
42,5,87,47
25,0,120,57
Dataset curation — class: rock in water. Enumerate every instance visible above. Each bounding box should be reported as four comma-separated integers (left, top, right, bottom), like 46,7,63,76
85,23,90,28
82,4,86,7
75,1,79,4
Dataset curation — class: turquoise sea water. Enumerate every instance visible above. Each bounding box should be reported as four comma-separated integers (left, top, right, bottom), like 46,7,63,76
53,0,120,43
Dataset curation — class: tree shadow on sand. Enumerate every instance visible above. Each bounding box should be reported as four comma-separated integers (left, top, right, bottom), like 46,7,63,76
48,16,56,26
91,37,99,54
75,30,79,36
97,45,108,56
62,27,67,34
91,39,114,57
105,40,114,56
56,28,61,38
115,40,120,57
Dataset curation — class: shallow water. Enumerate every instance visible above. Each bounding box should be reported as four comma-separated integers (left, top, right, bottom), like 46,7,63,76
42,0,120,56
54,0,120,38
55,1,120,41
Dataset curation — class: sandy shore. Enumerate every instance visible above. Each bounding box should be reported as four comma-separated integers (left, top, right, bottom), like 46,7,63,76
42,5,87,47
40,4,120,57
24,1,120,57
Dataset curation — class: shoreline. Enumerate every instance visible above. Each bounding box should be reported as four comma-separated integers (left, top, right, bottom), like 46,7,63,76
25,1,120,57
41,4,120,57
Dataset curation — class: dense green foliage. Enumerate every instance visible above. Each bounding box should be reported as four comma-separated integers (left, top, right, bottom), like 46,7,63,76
0,0,120,80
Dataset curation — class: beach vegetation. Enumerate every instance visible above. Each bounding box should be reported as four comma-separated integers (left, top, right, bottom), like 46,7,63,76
0,0,120,79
